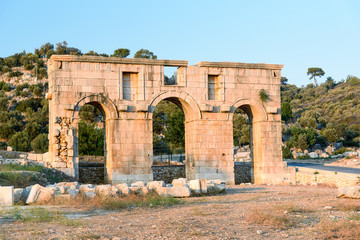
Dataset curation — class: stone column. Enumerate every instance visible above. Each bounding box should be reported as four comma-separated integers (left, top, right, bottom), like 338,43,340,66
185,118,235,184
108,117,153,184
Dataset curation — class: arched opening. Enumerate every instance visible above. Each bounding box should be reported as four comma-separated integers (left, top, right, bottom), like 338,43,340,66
78,102,107,184
152,97,186,183
233,106,253,184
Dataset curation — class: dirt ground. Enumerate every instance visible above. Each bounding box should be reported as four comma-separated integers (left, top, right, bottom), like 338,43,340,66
1,184,360,240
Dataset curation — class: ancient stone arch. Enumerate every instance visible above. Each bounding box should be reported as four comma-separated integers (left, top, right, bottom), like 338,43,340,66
48,55,295,184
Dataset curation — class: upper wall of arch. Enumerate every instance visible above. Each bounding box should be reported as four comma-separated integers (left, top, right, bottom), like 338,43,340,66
48,55,283,121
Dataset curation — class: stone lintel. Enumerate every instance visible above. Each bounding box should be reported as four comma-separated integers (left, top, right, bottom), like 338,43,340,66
49,55,188,67
118,104,128,112
220,105,231,112
136,105,148,112
267,107,278,114
196,61,284,70
200,104,213,112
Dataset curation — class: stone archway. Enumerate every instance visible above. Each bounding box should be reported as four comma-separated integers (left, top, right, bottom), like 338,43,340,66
148,91,202,181
48,55,295,185
229,99,267,184
68,94,117,181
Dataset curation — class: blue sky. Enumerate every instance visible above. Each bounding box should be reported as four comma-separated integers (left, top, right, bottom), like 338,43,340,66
1,0,359,86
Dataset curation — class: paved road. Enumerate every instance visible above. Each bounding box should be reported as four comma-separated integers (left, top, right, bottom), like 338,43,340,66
287,162,360,175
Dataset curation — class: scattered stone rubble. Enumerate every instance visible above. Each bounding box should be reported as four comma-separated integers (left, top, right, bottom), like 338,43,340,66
0,178,226,206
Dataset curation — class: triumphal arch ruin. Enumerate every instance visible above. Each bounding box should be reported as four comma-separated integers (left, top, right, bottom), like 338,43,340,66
47,55,295,185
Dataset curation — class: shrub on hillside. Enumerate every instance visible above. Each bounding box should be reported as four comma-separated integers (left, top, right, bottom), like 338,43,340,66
31,133,49,153
9,132,31,152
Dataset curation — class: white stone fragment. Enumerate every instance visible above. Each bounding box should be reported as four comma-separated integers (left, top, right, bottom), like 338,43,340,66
26,184,53,204
157,186,191,198
0,186,14,206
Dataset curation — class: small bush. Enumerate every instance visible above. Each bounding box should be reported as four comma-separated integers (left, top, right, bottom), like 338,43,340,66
8,70,23,78
318,219,360,239
245,209,295,229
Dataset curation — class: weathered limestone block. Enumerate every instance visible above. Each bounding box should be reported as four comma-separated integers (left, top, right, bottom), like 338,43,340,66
84,191,96,199
131,181,145,187
129,186,149,196
172,178,188,187
0,186,14,206
207,179,226,193
116,183,131,195
337,186,360,199
309,152,319,158
147,181,165,192
14,188,24,203
319,152,329,158
157,186,191,198
95,184,112,197
47,186,60,195
189,180,201,194
79,184,94,194
26,184,53,204
188,179,207,194
69,188,79,198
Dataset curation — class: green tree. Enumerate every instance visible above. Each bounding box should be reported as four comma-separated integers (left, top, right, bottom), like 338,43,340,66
111,48,130,58
295,133,308,150
78,122,104,156
134,49,157,59
56,41,68,54
307,67,325,87
39,42,54,58
9,132,31,152
233,110,250,146
281,102,293,122
31,133,49,153
164,110,185,151
281,77,288,85
322,128,337,145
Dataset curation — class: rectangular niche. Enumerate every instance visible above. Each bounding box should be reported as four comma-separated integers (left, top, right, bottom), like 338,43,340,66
208,75,219,100
123,72,138,100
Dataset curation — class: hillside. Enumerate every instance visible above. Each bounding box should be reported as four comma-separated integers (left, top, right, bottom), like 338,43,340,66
1,42,359,158
281,76,360,157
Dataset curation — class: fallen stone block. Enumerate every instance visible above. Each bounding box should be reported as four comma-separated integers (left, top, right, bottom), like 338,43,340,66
69,188,79,198
79,184,94,194
337,186,360,199
84,191,96,200
129,186,149,196
116,183,131,195
147,181,165,191
131,181,145,187
14,188,24,203
47,186,60,195
189,180,201,194
172,178,188,187
26,184,53,204
157,186,191,198
95,184,112,197
0,186,14,207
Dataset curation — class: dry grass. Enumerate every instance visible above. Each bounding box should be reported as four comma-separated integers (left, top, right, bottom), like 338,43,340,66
334,200,360,212
277,203,315,213
47,192,181,210
318,219,360,240
245,208,295,229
